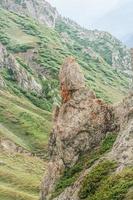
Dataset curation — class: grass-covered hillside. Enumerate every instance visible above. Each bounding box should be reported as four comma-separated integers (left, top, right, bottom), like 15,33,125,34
0,7,131,107
0,90,51,200
0,90,52,155
0,149,45,200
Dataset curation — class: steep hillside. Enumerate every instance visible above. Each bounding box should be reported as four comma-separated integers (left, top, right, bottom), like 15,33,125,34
0,90,51,200
0,0,58,27
0,1,132,200
0,90,52,155
0,149,45,200
0,3,131,107
56,17,131,74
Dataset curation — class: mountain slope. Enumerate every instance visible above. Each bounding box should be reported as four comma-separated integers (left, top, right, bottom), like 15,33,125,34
0,4,131,106
0,1,132,200
0,90,51,200
0,149,45,200
0,0,58,27
0,90,52,155
56,17,131,73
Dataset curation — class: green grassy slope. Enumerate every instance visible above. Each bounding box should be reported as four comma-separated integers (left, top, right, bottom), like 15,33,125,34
0,90,50,199
0,90,52,155
0,8,130,106
0,150,45,200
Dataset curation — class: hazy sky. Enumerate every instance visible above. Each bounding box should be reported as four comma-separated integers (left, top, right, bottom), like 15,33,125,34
47,0,133,40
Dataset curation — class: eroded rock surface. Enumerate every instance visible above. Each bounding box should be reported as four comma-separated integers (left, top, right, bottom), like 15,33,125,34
0,44,42,93
108,93,133,169
41,57,117,200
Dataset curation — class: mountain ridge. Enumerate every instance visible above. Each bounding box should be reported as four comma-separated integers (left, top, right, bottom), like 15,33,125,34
0,4,131,106
0,0,59,27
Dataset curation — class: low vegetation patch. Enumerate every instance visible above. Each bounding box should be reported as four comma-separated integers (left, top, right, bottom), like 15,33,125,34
79,166,133,200
0,92,52,155
79,160,117,199
0,151,45,200
51,132,118,198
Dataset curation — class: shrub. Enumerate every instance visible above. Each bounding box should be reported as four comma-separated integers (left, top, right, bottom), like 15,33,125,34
88,168,133,200
8,44,33,53
79,160,117,199
51,133,117,198
16,57,33,74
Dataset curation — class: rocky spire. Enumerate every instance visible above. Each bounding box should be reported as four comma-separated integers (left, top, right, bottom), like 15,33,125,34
41,57,117,200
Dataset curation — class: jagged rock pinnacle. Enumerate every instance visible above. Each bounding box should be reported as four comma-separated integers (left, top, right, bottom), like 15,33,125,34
59,57,86,102
41,58,116,200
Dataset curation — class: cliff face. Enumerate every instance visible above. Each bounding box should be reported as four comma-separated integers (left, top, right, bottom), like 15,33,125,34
0,0,58,27
41,58,133,200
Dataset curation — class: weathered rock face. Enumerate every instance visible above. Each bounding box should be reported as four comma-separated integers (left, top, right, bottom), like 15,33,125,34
0,0,58,28
59,57,86,102
45,94,133,200
41,58,116,200
0,44,42,93
108,93,133,170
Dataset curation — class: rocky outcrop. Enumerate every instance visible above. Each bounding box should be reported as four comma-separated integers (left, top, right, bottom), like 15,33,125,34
108,93,133,170
41,58,133,200
0,0,58,27
41,57,117,200
0,44,42,93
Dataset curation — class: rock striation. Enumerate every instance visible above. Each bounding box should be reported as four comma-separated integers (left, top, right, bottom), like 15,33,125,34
41,57,117,200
